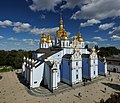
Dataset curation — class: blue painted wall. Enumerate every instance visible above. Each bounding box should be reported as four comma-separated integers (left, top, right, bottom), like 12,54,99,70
82,58,90,79
98,60,105,75
61,59,72,85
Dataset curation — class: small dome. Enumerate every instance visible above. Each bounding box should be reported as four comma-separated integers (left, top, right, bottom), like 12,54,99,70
77,32,83,42
46,34,52,43
40,33,47,43
73,36,77,41
78,38,83,42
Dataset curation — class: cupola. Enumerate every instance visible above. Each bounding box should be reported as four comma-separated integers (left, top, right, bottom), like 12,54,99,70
40,33,47,43
46,34,52,43
77,32,83,42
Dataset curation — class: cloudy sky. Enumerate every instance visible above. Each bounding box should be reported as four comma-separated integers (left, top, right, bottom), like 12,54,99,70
0,0,120,50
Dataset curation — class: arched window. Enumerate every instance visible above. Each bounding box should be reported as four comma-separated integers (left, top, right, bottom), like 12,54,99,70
63,42,64,47
41,44,43,48
109,61,111,64
76,62,78,66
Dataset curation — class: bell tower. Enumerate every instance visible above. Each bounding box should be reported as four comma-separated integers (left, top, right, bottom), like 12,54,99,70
40,33,47,48
46,34,52,48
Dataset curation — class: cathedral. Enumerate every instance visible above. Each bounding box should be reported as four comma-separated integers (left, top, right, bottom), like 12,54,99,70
22,17,107,91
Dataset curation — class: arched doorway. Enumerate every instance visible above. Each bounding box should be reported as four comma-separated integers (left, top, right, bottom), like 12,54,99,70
113,68,116,72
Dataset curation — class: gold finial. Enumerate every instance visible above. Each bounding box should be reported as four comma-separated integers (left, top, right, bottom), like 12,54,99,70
56,15,66,37
59,16,63,30
46,34,52,43
42,33,46,38
60,17,63,25
40,33,47,43
78,32,81,37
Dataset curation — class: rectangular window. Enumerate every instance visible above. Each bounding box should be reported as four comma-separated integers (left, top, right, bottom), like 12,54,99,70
76,69,78,72
94,71,95,75
76,62,78,66
34,81,37,84
63,42,64,47
57,72,59,77
109,62,111,64
76,74,78,79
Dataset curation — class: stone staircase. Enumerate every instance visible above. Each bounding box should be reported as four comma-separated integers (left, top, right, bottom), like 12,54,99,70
30,82,73,96
53,82,73,94
29,76,107,97
30,86,53,97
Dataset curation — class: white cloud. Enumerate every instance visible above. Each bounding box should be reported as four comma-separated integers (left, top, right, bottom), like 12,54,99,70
0,36,4,39
26,0,29,2
92,36,107,41
61,0,91,9
99,23,115,30
28,0,62,12
30,27,59,35
13,23,31,33
13,22,22,26
85,41,97,45
21,23,31,28
67,32,71,36
34,39,39,42
80,19,101,27
0,20,70,36
22,39,35,46
0,20,31,33
27,0,91,12
7,37,17,41
71,0,120,20
13,27,21,33
2,42,8,44
14,42,20,46
111,35,120,41
69,36,74,40
0,44,3,46
0,20,12,27
109,26,120,34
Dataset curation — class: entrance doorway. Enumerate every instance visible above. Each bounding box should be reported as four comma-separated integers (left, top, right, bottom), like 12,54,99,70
113,68,116,72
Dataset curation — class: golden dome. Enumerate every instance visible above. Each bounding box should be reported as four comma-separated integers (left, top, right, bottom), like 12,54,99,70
61,32,68,40
46,34,52,43
40,33,47,43
56,17,66,37
73,36,77,41
77,32,83,42
56,29,65,37
78,38,83,42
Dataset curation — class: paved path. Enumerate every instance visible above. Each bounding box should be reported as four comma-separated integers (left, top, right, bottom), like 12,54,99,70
0,71,120,103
